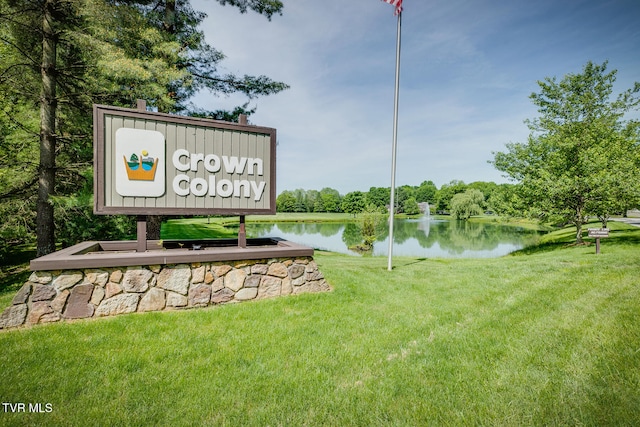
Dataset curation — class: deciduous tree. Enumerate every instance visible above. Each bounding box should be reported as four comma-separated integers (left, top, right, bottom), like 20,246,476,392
434,180,467,213
365,186,390,209
402,196,420,215
415,180,437,203
492,61,640,242
317,188,342,213
342,191,366,217
450,189,484,220
276,190,296,212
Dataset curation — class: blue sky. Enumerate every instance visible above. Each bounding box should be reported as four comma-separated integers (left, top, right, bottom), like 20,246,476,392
191,0,640,195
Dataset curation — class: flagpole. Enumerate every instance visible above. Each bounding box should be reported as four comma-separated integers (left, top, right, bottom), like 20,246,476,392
387,10,402,271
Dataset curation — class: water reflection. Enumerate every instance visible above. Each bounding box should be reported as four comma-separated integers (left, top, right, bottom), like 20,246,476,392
247,218,540,258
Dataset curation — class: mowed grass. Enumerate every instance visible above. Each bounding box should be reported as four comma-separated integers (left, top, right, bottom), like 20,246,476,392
0,224,639,425
159,217,239,240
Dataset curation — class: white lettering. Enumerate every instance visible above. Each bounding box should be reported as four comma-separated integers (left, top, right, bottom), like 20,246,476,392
170,150,267,201
28,403,52,413
2,402,53,414
172,149,190,171
247,158,263,176
173,174,190,196
2,403,53,413
217,179,234,198
250,181,266,201
234,180,251,198
208,175,216,196
204,154,221,173
190,177,208,197
173,175,265,199
10,403,25,412
222,156,248,174
190,152,204,171
172,151,263,175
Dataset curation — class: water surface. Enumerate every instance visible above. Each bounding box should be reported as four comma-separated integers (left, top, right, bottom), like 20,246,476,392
247,217,540,258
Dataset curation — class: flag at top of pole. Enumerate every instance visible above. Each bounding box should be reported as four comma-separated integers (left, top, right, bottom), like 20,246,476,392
382,0,403,270
383,0,403,15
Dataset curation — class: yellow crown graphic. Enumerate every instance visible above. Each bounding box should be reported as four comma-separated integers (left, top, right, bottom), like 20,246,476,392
123,151,158,181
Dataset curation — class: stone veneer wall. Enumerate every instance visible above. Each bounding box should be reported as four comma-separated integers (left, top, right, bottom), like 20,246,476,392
0,257,330,329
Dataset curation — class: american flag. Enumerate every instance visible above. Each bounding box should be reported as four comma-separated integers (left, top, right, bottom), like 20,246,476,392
383,0,403,15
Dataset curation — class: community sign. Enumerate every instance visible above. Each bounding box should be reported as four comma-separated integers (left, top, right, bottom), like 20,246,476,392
93,104,276,215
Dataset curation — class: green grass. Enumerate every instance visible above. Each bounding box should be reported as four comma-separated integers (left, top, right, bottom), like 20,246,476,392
160,217,239,239
1,223,639,425
468,215,555,231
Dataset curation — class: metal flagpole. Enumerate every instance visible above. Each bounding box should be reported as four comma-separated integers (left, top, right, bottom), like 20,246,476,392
387,10,402,271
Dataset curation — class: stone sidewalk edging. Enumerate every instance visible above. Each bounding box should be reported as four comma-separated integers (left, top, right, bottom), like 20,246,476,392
0,257,330,329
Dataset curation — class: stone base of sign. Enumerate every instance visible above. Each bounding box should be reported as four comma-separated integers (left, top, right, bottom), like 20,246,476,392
1,239,331,330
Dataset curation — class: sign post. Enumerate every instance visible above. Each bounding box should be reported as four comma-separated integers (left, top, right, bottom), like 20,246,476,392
588,228,610,254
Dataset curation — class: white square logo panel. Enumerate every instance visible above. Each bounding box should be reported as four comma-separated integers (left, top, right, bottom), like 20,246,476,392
115,128,166,197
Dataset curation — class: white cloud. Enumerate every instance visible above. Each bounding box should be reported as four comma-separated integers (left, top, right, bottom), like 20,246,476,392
191,0,640,194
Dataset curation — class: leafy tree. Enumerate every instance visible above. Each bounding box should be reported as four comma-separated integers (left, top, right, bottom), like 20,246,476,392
395,185,415,213
450,189,484,220
214,0,283,19
583,126,640,227
276,190,296,212
486,184,523,218
415,180,437,203
359,204,387,250
492,61,640,242
135,0,288,113
434,180,467,213
304,189,319,213
0,0,123,255
291,188,308,212
312,197,325,213
402,196,420,215
341,191,366,217
189,103,256,122
365,186,390,209
316,188,342,213
468,181,497,210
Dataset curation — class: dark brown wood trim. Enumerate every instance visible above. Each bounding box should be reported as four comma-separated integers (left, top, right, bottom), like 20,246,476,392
270,129,277,213
30,239,314,271
94,104,277,136
93,105,106,214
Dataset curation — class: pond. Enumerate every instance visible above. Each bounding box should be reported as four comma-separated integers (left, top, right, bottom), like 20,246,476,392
246,217,542,258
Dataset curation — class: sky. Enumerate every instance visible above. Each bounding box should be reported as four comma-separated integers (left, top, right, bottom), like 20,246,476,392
190,0,640,195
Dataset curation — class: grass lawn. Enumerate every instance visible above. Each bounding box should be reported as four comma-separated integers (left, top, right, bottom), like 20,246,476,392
0,222,639,425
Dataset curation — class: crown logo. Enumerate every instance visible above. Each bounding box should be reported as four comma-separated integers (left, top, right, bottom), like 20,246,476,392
123,150,158,181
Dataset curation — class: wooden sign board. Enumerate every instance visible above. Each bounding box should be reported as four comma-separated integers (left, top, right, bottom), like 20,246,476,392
93,104,276,216
588,228,610,238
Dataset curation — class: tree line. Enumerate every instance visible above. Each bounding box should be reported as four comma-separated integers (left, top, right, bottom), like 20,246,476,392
276,180,513,220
